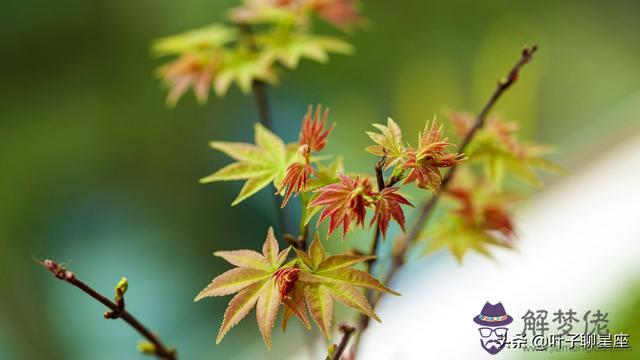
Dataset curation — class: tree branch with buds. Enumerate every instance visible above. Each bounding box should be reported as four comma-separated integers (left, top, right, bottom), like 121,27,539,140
40,259,177,360
350,45,539,357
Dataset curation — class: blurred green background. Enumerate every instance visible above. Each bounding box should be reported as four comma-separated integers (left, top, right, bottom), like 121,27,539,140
2,0,640,359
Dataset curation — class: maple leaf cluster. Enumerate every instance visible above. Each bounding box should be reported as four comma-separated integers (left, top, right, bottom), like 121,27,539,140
366,117,466,192
196,100,558,347
416,110,561,262
426,178,517,262
448,111,561,189
311,174,413,239
195,228,398,348
153,1,359,106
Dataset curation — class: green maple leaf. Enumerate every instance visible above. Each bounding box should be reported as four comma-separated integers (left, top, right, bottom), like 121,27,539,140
257,30,354,69
214,48,279,96
194,227,301,349
293,234,400,338
200,123,297,206
153,24,238,57
366,118,406,169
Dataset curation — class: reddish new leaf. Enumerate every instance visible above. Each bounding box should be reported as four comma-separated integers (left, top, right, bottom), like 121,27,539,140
278,161,314,207
402,119,465,191
311,174,373,238
159,54,219,107
300,104,335,152
370,187,413,239
278,105,335,207
309,0,362,28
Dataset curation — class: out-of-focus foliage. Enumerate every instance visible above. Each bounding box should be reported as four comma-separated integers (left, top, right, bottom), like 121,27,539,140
153,0,360,106
417,110,559,262
449,111,562,190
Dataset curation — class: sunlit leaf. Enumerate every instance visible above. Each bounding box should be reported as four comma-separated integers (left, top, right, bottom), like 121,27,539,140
304,283,334,339
196,227,304,347
214,48,278,96
292,234,399,338
153,24,238,57
201,123,297,206
366,118,406,169
258,30,353,69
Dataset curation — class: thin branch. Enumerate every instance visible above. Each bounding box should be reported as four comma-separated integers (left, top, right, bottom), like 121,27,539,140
331,324,356,360
239,23,287,236
405,44,537,245
252,79,287,235
373,153,387,191
364,153,388,275
41,259,176,360
352,45,538,357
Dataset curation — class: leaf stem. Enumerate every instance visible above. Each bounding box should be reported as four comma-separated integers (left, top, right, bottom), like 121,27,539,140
41,259,176,360
351,45,538,357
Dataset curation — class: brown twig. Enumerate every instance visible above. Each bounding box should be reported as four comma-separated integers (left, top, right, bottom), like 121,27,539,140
331,324,356,360
352,45,538,356
364,153,388,275
41,259,177,360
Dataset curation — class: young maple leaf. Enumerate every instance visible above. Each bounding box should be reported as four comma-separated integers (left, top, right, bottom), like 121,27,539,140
157,54,219,107
230,0,305,26
214,47,278,96
308,0,363,28
402,118,466,191
278,161,314,207
200,123,297,206
292,234,400,338
311,174,374,238
370,187,413,239
153,24,238,105
153,24,238,57
425,179,516,262
448,111,561,189
300,104,335,152
257,30,354,69
230,0,362,29
194,227,309,348
277,105,335,207
366,118,406,169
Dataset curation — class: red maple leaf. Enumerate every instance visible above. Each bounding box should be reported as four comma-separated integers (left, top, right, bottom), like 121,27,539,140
299,104,335,153
447,186,515,238
309,0,362,28
278,105,335,207
402,120,464,191
311,174,373,238
159,54,219,106
370,187,413,239
483,205,515,237
279,161,314,207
